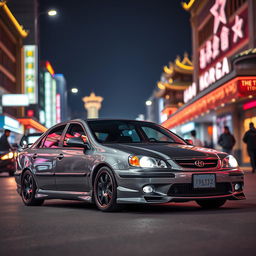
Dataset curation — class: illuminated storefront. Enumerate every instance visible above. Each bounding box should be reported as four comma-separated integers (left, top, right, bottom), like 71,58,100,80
162,0,256,165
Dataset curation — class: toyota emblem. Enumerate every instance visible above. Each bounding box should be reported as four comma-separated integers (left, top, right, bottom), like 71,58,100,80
195,160,205,167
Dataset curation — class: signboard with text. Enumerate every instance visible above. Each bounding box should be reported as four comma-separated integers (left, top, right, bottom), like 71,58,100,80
2,94,29,106
199,1,249,92
24,45,38,104
237,78,256,96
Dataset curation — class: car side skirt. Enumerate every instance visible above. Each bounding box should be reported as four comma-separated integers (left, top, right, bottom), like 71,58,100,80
35,189,93,202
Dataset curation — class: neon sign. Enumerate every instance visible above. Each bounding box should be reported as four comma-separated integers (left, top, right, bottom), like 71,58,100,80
199,1,248,91
199,57,229,91
238,79,256,96
24,45,38,104
162,76,256,129
56,93,61,123
184,82,197,103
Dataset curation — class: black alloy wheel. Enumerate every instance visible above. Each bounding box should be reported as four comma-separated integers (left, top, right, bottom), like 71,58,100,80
21,170,44,206
196,199,227,209
94,167,118,212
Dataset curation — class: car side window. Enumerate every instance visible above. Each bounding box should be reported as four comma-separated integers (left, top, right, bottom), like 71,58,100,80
42,125,66,148
63,124,87,147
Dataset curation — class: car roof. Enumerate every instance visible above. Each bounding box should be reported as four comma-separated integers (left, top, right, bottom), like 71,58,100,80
84,118,154,124
50,119,156,131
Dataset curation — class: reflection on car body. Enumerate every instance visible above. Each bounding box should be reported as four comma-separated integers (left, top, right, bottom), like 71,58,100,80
15,119,245,211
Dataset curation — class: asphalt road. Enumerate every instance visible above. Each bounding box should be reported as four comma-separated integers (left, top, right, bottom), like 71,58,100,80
0,172,256,256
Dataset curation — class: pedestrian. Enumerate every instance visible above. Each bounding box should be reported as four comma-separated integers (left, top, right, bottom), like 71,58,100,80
0,129,12,152
243,122,256,173
218,126,236,154
190,130,203,147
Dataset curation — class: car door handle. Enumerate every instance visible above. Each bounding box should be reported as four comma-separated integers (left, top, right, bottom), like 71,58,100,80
32,153,37,159
57,154,64,160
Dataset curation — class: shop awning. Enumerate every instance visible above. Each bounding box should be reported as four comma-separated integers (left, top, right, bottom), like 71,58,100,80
162,76,256,129
18,118,47,133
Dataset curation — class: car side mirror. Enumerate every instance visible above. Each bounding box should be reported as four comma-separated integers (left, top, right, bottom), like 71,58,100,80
185,139,193,145
66,137,90,149
21,140,27,148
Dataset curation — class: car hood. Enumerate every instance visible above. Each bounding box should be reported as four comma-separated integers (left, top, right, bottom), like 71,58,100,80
104,143,224,159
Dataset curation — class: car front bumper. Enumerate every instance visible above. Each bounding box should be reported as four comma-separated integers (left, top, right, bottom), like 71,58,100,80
114,168,245,204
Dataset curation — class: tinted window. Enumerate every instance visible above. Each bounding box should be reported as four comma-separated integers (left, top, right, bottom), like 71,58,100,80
42,125,66,148
88,121,141,143
87,120,185,144
63,123,87,147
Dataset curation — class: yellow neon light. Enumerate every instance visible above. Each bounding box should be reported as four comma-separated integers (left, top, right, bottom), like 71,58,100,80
175,59,193,70
165,84,188,90
175,54,193,71
157,82,166,90
181,0,196,11
0,2,28,37
163,65,173,74
18,118,47,132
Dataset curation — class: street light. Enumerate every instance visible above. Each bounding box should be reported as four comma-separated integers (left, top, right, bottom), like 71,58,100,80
71,88,78,94
145,100,152,106
47,9,57,16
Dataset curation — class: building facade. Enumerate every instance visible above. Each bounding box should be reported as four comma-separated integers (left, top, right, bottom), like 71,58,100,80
0,2,27,142
162,0,256,165
39,61,57,128
55,74,69,123
0,2,27,115
146,54,193,124
0,2,47,139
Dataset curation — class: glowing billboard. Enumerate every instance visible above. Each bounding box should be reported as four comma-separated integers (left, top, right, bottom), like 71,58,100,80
24,45,38,104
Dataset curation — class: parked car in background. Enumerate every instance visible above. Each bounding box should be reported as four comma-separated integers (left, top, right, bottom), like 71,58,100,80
19,133,43,148
0,150,17,176
15,119,245,211
0,133,42,176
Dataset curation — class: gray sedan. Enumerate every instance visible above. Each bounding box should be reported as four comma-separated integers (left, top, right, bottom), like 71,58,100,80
15,119,245,211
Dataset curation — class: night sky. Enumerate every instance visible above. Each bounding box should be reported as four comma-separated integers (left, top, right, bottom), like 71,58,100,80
40,0,191,119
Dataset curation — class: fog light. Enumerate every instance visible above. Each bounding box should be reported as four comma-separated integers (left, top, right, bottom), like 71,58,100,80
234,183,241,191
143,185,153,194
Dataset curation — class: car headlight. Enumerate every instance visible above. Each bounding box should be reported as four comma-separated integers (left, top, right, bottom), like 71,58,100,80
1,152,14,160
129,155,167,168
222,155,238,168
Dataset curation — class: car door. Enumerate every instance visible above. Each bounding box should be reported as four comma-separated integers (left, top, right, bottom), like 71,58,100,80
55,122,91,192
32,125,66,190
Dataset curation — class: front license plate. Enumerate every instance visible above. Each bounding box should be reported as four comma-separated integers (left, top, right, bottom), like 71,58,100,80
193,174,216,189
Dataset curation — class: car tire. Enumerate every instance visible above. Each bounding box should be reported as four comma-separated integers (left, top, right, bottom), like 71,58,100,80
21,170,44,206
94,166,119,212
196,199,226,209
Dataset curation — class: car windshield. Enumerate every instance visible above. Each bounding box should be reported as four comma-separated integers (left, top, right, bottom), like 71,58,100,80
87,120,186,144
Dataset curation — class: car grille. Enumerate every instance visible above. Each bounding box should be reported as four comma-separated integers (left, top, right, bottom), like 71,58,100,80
175,159,219,169
168,183,232,197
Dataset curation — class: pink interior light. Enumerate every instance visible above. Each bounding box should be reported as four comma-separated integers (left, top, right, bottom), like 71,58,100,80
243,100,256,110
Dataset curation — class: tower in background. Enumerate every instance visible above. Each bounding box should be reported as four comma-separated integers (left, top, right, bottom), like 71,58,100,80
82,92,103,119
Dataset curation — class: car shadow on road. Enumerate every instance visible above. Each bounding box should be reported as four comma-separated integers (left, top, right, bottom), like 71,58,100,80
42,200,256,215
